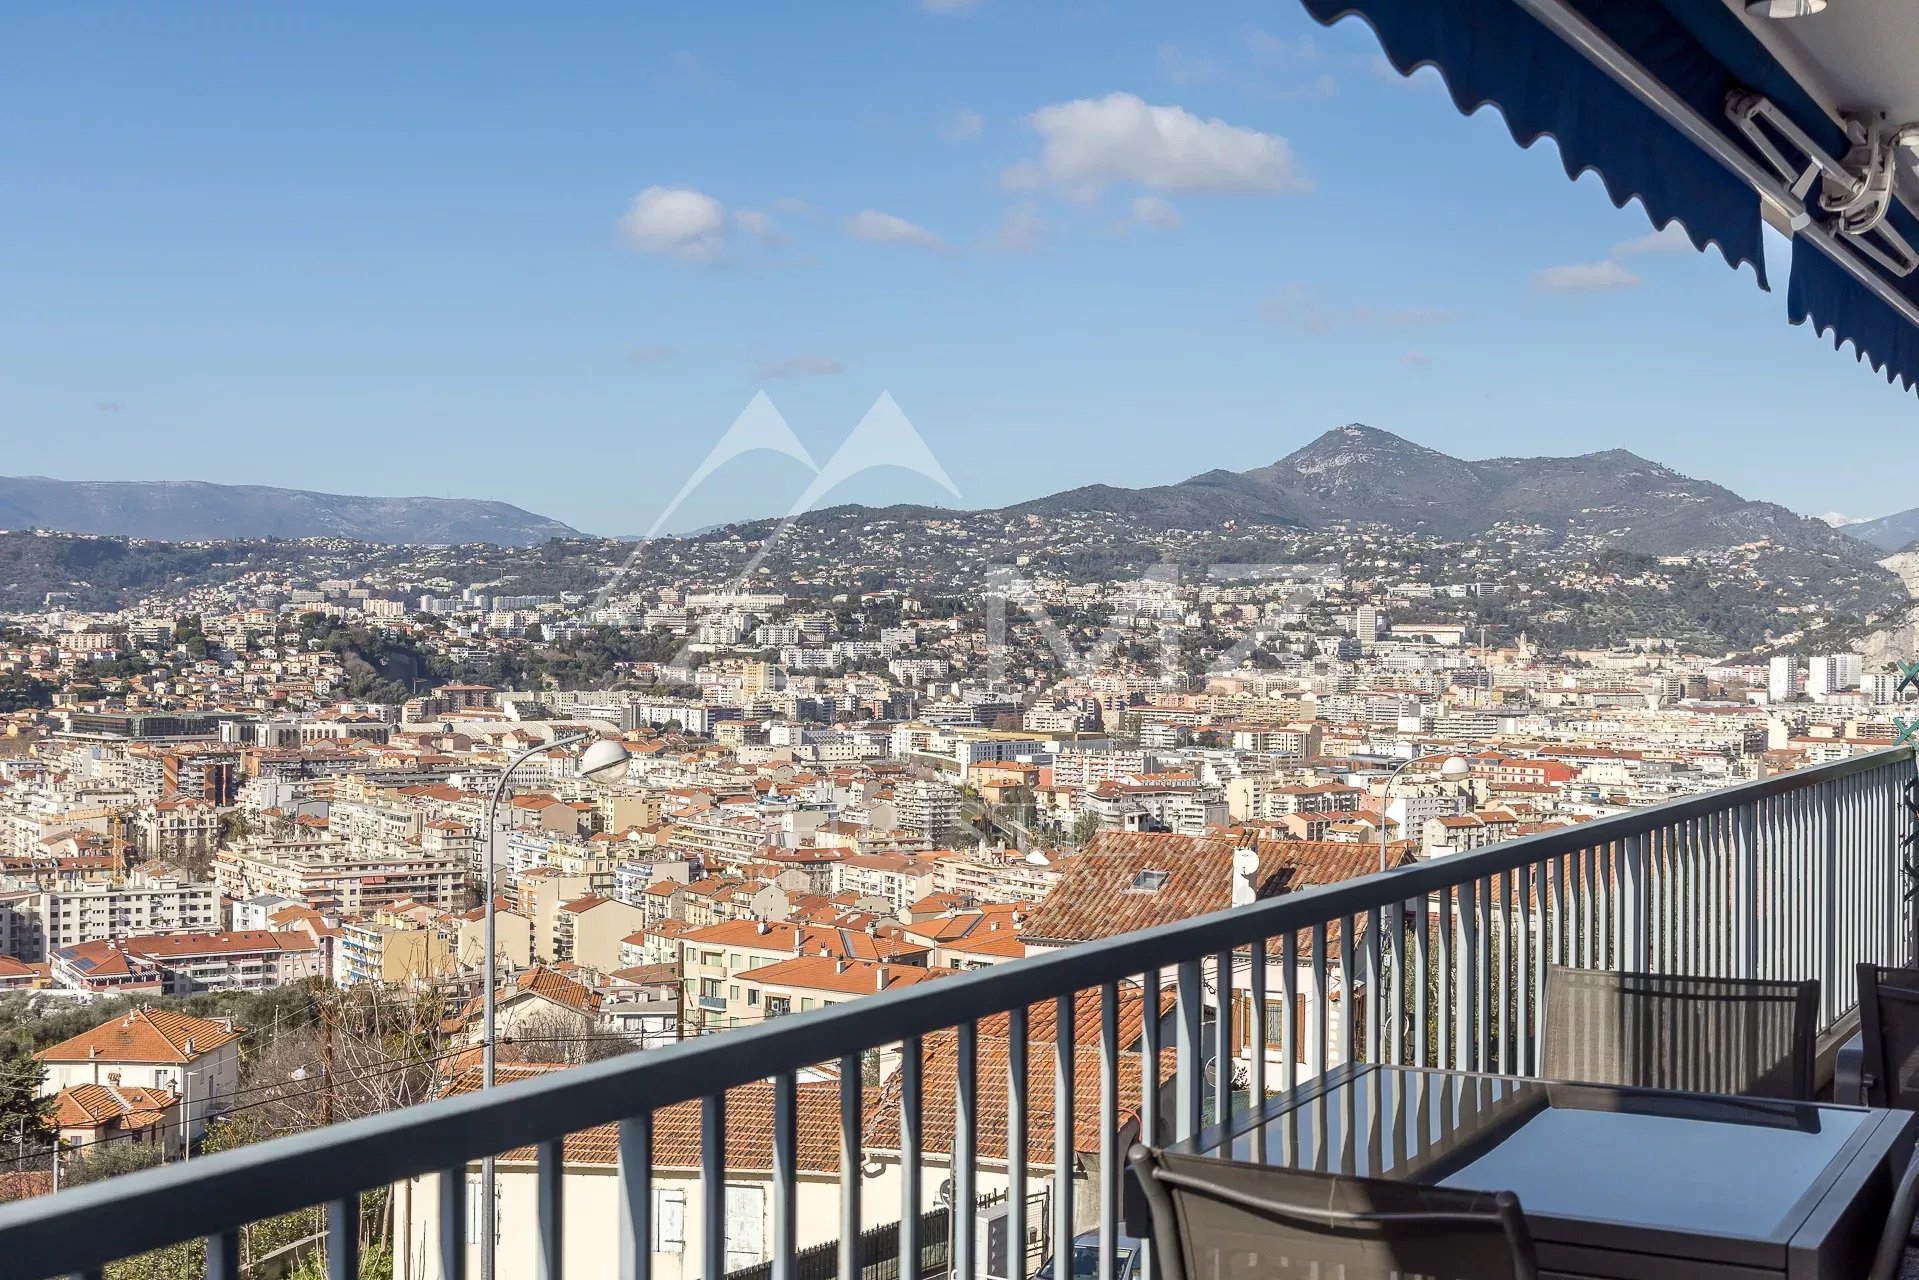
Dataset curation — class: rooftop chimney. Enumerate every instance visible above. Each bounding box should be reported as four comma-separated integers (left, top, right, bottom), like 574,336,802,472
834,959,848,974
876,965,887,991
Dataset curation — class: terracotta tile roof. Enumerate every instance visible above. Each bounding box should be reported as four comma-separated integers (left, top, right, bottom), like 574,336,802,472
37,1008,243,1065
1018,831,1413,947
121,930,318,959
52,1083,176,1130
443,1067,844,1173
864,1031,1171,1166
511,965,600,1015
737,956,948,997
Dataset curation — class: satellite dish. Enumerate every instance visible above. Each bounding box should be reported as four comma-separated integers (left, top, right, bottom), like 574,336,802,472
1232,846,1259,877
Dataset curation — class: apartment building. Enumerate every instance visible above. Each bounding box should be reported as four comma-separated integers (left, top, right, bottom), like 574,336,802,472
35,869,221,958
829,854,938,917
892,781,960,844
338,919,455,986
132,797,222,863
731,956,944,1023
120,929,325,994
217,836,464,915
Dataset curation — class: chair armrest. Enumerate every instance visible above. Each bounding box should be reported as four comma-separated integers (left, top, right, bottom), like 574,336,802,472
1834,1031,1868,1106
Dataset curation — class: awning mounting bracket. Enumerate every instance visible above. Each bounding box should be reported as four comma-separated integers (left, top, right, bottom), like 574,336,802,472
1726,91,1919,277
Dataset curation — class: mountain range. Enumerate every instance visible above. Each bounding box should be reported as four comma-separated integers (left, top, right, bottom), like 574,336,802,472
1000,424,1890,568
4,427,1912,575
0,477,579,547
1839,508,1919,554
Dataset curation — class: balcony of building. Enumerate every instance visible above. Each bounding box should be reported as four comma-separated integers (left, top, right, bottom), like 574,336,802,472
0,747,1911,1279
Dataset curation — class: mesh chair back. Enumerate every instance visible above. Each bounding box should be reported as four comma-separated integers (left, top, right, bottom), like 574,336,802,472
1129,1145,1538,1280
1857,964,1919,1111
1542,966,1818,1100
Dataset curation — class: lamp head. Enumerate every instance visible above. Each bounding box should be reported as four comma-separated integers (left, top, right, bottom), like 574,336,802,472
1438,755,1470,780
1746,0,1825,15
578,737,632,783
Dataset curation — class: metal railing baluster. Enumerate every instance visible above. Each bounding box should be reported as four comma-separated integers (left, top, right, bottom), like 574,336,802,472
1456,886,1478,1072
328,1195,358,1280
1052,996,1074,1280
1213,951,1234,1117
1249,941,1268,1150
1494,871,1511,1075
1280,932,1298,1092
537,1137,563,1280
618,1115,650,1280
439,1166,466,1280
701,1095,724,1280
900,1039,921,1280
773,1073,797,1280
954,1025,977,1280
837,1055,860,1280
1436,888,1454,1071
206,1228,239,1280
1175,962,1204,1135
1008,1006,1029,1280
1310,924,1329,1080
1097,984,1119,1280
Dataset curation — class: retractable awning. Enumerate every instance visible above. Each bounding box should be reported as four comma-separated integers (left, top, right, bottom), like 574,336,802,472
1301,0,1919,393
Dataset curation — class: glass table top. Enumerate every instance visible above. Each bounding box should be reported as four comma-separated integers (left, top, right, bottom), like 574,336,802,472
1198,1064,1872,1244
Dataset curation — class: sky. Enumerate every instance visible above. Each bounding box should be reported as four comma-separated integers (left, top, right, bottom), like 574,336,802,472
2,1,1915,536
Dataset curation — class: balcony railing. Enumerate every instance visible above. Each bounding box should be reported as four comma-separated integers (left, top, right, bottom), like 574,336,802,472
2,747,1913,1280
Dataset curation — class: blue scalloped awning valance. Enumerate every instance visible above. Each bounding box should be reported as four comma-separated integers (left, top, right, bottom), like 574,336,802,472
1298,0,1919,397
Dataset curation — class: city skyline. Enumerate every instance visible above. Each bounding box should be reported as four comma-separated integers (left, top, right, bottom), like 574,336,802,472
6,2,1918,536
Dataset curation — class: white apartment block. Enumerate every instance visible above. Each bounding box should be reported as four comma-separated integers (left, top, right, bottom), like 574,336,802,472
36,871,221,958
894,781,961,843
1768,655,1798,703
216,836,464,915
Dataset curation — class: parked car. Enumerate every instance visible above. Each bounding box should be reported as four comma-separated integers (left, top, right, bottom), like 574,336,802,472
1033,1231,1143,1280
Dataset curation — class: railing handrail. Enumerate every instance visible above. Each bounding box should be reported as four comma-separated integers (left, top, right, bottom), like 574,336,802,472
1,745,1908,1275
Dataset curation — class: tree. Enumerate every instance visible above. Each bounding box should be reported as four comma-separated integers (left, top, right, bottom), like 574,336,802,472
1070,811,1102,848
0,1053,52,1149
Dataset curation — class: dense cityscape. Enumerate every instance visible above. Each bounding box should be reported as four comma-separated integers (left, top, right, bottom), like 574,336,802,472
0,418,1914,1273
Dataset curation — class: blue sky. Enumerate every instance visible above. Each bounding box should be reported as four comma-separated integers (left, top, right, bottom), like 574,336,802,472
2,1,1913,535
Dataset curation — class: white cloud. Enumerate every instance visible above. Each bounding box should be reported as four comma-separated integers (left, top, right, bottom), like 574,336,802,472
734,209,785,244
1007,92,1310,197
1158,44,1226,86
1403,351,1432,370
1262,284,1457,331
1274,74,1338,101
618,186,730,261
1532,260,1643,292
1124,195,1182,232
984,204,1047,253
846,209,948,251
630,345,673,367
1821,512,1867,527
1247,29,1316,61
756,355,844,379
1612,223,1694,256
940,107,984,143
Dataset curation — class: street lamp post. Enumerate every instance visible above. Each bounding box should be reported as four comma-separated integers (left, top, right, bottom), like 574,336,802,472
479,731,630,1280
1376,752,1471,874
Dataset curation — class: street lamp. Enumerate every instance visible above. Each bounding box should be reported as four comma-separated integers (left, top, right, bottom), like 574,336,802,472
479,730,629,1280
1376,753,1470,873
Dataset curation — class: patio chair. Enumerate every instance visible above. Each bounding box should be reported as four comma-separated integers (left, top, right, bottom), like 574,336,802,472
1127,1144,1539,1280
1866,1146,1919,1280
1542,966,1818,1100
1857,964,1919,1111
